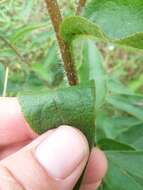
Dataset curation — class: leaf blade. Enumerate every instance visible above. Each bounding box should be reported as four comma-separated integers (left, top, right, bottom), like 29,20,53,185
60,0,143,49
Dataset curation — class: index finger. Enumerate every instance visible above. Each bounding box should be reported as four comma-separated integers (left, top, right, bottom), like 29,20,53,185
0,98,36,147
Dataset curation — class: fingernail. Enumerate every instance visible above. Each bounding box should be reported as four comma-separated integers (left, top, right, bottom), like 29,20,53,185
35,126,89,179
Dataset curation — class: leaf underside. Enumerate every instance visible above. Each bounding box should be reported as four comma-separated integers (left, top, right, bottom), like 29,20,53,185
19,82,96,148
19,82,96,190
60,0,143,50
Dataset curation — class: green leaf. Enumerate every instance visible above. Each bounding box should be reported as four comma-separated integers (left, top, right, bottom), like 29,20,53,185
106,95,143,121
10,23,48,43
19,82,96,190
129,75,143,92
117,124,143,150
31,42,64,88
60,0,143,49
19,81,96,148
32,31,54,46
98,138,135,151
100,151,143,190
31,63,50,81
73,39,107,108
60,16,106,43
96,113,143,141
107,78,135,95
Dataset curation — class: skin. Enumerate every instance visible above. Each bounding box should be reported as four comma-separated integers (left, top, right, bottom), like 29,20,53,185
0,98,107,190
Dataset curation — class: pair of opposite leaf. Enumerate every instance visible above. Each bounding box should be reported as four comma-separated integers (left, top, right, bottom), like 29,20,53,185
19,1,143,189
20,0,143,145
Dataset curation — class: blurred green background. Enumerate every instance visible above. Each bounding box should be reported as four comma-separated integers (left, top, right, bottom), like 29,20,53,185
0,0,143,96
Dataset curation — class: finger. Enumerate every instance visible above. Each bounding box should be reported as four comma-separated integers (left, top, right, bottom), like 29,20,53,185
0,126,89,190
0,140,31,160
0,98,36,147
80,148,108,190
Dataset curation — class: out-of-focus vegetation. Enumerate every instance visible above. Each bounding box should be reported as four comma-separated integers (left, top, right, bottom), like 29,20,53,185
0,0,143,96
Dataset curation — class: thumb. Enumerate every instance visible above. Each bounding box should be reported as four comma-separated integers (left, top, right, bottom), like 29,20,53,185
0,126,89,190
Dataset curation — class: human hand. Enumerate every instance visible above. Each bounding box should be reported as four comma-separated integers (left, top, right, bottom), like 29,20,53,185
0,98,107,190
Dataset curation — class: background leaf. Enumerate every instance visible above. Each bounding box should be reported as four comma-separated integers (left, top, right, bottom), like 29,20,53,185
73,39,107,108
106,94,143,121
99,151,143,190
61,0,143,49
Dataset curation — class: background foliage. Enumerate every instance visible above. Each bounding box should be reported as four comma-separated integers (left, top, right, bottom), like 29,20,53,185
0,0,142,96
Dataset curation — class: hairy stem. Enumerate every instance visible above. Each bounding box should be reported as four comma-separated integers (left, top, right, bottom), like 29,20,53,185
45,0,77,85
76,0,87,15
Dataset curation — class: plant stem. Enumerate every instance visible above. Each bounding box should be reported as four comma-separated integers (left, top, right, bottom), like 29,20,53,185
0,35,25,63
2,66,9,97
45,0,77,85
76,0,86,15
